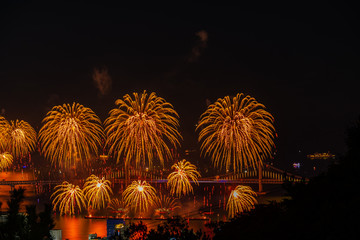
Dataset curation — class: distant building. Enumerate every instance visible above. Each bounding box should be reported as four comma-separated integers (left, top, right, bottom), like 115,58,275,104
107,219,125,238
307,152,336,160
290,151,337,178
304,151,336,177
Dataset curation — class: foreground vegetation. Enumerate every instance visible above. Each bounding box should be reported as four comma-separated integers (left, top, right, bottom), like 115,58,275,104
212,117,360,239
0,188,54,240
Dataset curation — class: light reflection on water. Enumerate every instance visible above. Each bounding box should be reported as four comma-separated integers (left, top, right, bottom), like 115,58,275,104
0,170,285,239
0,170,34,181
0,170,37,212
54,215,107,240
0,171,213,239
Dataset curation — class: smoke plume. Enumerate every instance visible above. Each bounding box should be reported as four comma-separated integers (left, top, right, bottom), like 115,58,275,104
92,67,112,96
188,30,208,62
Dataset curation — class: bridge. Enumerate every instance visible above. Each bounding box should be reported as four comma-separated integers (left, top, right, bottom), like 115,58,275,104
110,178,294,184
102,164,305,180
207,164,306,181
101,163,307,192
0,164,306,192
0,180,63,189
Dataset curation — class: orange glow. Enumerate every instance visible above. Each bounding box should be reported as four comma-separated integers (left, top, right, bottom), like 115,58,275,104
227,185,257,218
83,175,112,210
0,117,36,159
108,197,129,217
197,93,275,172
123,180,157,213
154,194,180,217
38,103,104,169
167,159,200,197
54,215,107,239
104,91,181,168
51,181,86,215
0,152,13,169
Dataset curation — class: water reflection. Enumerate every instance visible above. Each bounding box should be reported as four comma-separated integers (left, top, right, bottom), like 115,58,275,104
0,170,286,239
54,215,107,240
0,169,34,181
0,170,36,212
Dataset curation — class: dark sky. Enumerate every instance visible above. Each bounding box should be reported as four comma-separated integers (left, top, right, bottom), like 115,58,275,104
1,2,359,169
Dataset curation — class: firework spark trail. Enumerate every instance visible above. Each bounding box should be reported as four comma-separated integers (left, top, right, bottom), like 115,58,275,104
167,159,201,198
154,194,180,210
83,174,113,209
108,197,129,216
105,91,181,168
51,181,87,215
122,180,157,213
226,185,257,218
38,102,104,169
0,116,36,159
0,116,9,151
9,120,37,159
0,152,13,169
197,93,275,172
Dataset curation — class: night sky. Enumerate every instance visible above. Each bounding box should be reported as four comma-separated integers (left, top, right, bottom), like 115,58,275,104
1,2,359,170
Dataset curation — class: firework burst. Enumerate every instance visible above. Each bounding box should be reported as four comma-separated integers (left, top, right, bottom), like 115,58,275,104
108,197,129,216
226,185,257,218
38,103,104,169
197,93,275,171
153,194,179,217
51,181,87,215
83,175,112,209
105,91,181,168
122,180,157,213
0,152,13,170
167,159,201,197
0,116,9,151
0,118,36,159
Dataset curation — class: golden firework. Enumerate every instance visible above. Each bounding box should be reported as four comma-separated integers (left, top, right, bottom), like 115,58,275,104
153,194,179,217
0,152,13,170
0,117,37,159
83,174,113,209
122,180,157,213
105,91,181,168
197,93,275,172
0,116,9,151
38,102,104,169
226,185,257,218
51,181,87,215
108,197,129,216
167,159,201,197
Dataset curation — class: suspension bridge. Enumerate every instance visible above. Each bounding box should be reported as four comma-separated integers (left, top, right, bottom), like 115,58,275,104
0,164,306,192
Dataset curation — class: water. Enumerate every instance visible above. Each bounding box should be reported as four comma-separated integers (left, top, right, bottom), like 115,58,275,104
0,170,286,239
0,170,37,211
54,216,107,240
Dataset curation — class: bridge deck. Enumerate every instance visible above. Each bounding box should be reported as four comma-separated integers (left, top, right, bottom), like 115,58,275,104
0,178,288,186
0,180,63,186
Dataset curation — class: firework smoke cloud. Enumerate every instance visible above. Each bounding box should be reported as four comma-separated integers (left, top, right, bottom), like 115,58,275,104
92,67,112,96
188,30,208,62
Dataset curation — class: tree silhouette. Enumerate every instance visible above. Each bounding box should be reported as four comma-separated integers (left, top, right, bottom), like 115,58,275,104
210,115,360,240
0,188,55,240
